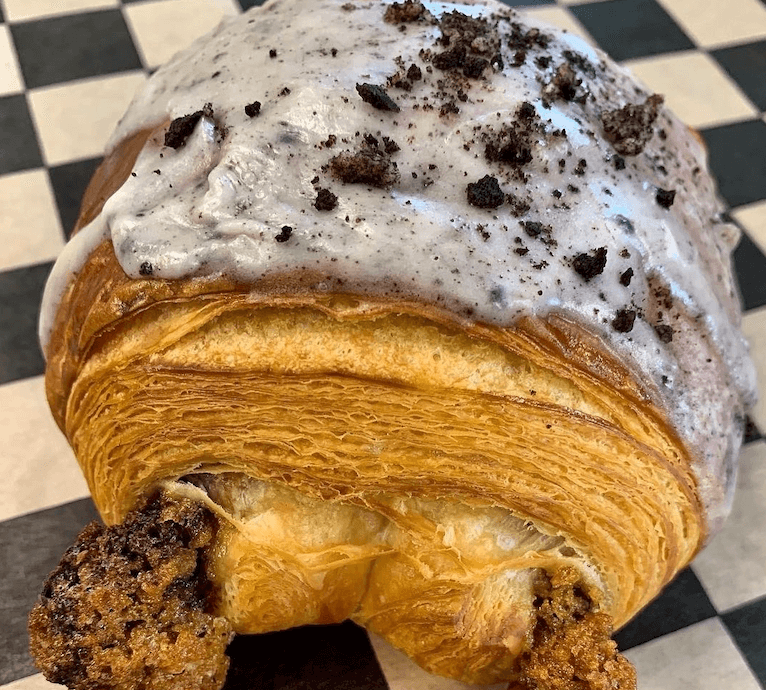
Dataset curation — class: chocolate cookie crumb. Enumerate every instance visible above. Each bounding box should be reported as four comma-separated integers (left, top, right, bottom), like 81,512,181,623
440,100,460,116
433,45,466,71
573,247,607,281
619,268,634,286
330,148,400,187
407,63,423,81
543,62,581,104
656,188,676,208
507,193,531,217
612,308,637,333
356,83,400,112
28,492,232,690
165,105,211,149
139,262,153,276
244,101,261,117
382,136,401,154
275,225,293,242
269,48,277,58
384,0,428,23
655,324,674,343
314,188,338,211
601,94,663,156
466,175,504,208
613,155,626,171
523,221,551,238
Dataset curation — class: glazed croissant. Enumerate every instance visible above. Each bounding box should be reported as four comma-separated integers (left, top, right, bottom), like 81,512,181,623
30,1,756,689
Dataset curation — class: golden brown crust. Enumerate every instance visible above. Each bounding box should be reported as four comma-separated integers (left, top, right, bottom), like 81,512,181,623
28,491,233,690
40,127,705,685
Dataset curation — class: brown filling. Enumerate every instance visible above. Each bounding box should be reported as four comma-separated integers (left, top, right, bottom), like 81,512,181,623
512,567,637,690
29,494,636,690
28,492,232,690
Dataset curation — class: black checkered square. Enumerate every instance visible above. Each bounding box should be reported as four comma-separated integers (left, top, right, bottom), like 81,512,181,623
0,262,50,385
615,568,719,651
569,0,696,61
0,499,99,686
48,157,102,240
11,10,142,89
733,232,766,311
702,119,766,210
713,40,766,112
0,95,43,175
722,596,766,687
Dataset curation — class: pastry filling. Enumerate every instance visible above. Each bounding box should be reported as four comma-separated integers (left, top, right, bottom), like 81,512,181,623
513,567,636,690
29,487,635,690
28,492,232,690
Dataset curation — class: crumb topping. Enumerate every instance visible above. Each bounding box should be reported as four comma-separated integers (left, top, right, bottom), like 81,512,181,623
466,174,504,208
355,82,401,112
28,492,232,690
384,0,431,24
329,141,400,187
601,94,663,156
512,567,637,690
164,104,214,149
572,248,607,282
315,187,338,210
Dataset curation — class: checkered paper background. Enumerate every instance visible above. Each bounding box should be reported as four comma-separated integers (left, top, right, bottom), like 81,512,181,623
1,0,765,688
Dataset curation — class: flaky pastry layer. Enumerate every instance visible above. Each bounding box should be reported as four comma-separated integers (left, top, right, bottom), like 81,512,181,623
42,124,703,684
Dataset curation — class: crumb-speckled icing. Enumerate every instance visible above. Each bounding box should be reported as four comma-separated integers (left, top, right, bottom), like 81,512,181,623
40,0,757,533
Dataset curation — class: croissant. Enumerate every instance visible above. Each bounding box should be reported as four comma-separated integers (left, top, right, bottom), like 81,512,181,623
29,1,756,689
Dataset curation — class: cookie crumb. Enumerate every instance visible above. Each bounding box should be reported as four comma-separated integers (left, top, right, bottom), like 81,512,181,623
601,94,663,156
164,105,213,149
612,308,637,333
573,248,607,281
384,0,428,24
655,324,674,343
619,268,634,286
244,101,261,117
314,188,338,211
656,188,676,209
466,175,504,208
356,83,400,112
275,225,293,242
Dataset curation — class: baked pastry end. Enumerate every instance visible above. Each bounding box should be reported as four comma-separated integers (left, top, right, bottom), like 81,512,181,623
27,492,233,690
513,567,637,690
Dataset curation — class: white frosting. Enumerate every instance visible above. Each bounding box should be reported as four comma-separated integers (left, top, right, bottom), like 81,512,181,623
40,0,757,534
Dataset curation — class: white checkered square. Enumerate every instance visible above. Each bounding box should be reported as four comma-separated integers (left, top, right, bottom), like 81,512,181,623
0,376,88,522
519,5,594,42
657,0,766,48
0,168,63,271
624,50,759,129
692,441,766,613
0,25,23,96
625,618,762,690
733,201,766,257
27,71,145,166
123,0,240,70
0,0,119,23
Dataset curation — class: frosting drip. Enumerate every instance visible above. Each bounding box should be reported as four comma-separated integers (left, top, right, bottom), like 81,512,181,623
40,0,757,533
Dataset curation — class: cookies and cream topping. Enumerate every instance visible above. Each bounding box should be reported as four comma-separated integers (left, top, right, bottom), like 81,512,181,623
39,0,757,531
